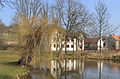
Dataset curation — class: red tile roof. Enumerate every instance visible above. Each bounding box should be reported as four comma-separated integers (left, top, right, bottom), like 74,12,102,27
105,34,120,41
112,35,120,40
85,38,99,43
105,36,109,40
118,36,120,38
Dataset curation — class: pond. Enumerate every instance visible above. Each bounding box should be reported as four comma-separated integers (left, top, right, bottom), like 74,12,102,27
30,59,120,79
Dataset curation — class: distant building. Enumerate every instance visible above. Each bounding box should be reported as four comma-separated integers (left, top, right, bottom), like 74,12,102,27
51,30,85,51
104,34,120,50
85,38,104,50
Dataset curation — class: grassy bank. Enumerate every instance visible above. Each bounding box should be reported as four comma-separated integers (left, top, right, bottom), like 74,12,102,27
53,50,120,61
0,50,29,79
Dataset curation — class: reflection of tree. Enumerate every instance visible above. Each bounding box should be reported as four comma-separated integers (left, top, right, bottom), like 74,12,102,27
98,62,103,79
79,60,84,79
64,59,67,79
99,62,101,79
58,60,63,79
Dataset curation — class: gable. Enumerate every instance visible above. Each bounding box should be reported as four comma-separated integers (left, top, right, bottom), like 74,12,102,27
105,34,120,41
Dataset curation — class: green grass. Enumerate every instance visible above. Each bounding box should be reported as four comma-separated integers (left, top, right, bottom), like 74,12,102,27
0,50,29,79
59,50,99,54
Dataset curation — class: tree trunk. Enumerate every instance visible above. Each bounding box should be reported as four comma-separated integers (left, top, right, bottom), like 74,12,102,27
17,51,33,66
73,38,74,54
99,62,102,79
76,38,78,51
65,36,67,55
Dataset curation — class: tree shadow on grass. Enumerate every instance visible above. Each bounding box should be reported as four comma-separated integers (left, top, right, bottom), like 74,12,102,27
1,61,18,66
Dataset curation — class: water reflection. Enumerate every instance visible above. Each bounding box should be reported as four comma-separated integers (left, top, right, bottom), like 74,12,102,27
31,59,120,79
50,59,85,79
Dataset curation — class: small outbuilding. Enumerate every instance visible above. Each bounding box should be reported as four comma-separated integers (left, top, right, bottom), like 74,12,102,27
85,38,103,50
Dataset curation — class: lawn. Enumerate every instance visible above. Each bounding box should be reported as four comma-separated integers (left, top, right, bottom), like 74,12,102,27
0,50,28,79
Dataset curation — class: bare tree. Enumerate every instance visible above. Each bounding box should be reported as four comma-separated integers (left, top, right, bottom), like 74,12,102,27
92,1,114,54
12,0,43,66
0,20,7,36
0,0,6,7
0,0,12,8
53,0,91,54
12,0,62,66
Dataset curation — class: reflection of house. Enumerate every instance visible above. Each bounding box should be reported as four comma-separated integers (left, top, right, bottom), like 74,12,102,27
51,61,61,79
51,30,84,51
51,60,84,79
104,34,120,50
85,38,103,50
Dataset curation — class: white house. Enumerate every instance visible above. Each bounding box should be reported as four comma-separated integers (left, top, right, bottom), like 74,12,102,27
85,38,104,50
51,31,84,51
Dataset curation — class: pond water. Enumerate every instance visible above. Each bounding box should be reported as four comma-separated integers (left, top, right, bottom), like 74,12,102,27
30,59,120,79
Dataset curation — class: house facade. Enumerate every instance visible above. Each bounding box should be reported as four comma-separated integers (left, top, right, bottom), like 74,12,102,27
104,34,120,50
85,38,104,50
51,31,84,51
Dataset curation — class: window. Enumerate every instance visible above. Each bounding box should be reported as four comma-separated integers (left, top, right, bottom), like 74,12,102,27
66,45,69,48
54,44,56,48
71,45,74,48
67,39,70,42
61,38,65,41
57,44,59,48
71,39,74,42
62,44,65,48
80,40,82,43
80,46,82,49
